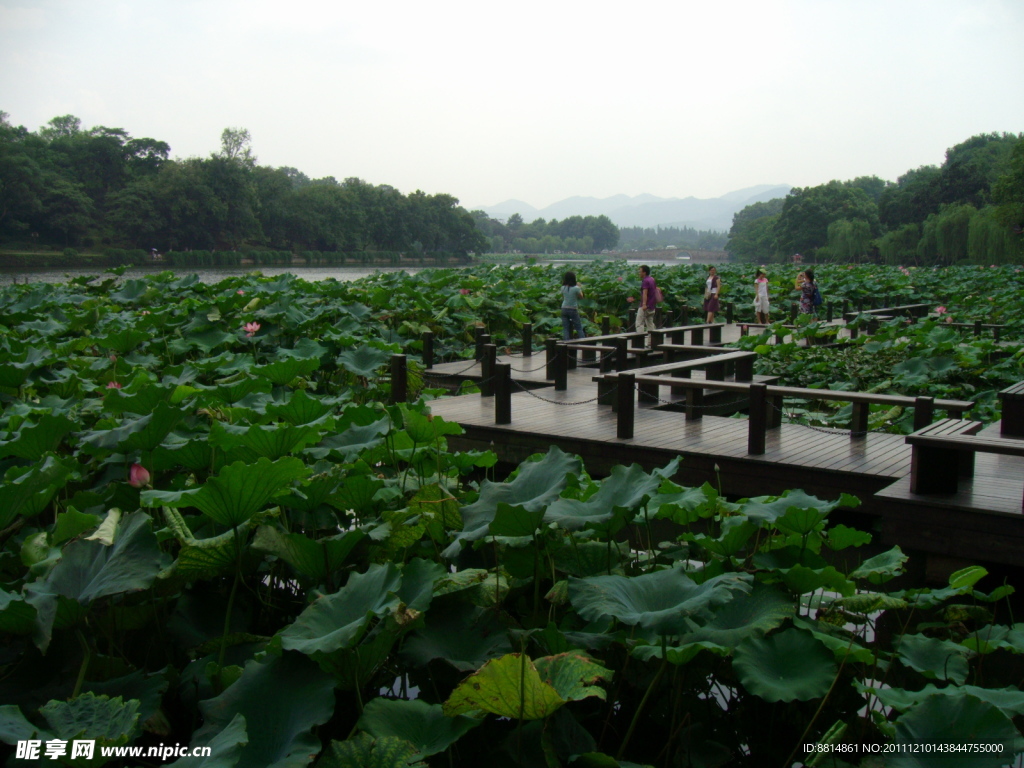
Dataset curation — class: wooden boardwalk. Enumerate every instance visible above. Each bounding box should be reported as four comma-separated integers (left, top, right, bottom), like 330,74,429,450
424,335,1024,569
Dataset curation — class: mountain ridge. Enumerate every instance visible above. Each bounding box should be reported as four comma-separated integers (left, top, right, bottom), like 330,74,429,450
474,184,792,232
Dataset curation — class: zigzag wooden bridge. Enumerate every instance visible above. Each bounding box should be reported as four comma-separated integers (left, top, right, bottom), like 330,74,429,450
415,321,1024,570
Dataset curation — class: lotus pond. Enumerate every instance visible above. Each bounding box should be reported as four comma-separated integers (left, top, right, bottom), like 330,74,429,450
0,264,1023,768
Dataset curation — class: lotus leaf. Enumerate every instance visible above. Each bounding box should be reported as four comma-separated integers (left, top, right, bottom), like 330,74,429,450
337,346,392,378
318,733,425,768
443,653,566,720
890,694,1018,768
41,692,141,744
544,461,678,533
895,633,970,684
850,546,908,584
278,563,402,654
167,713,248,768
0,413,77,460
533,651,613,702
732,628,837,702
681,582,795,647
253,357,320,386
401,603,513,671
252,526,365,584
0,454,76,528
194,652,335,768
357,699,480,758
569,569,752,636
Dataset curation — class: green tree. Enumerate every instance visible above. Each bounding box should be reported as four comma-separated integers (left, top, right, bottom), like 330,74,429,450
775,181,879,257
218,127,256,166
877,223,920,265
826,219,872,262
878,166,942,228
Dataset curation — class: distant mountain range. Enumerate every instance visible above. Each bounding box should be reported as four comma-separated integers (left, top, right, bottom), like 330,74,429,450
475,184,792,233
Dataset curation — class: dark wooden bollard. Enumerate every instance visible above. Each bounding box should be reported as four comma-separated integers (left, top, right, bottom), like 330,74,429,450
974,320,983,337
495,363,511,424
545,338,558,379
628,308,637,332
617,372,635,439
422,331,434,369
480,343,497,397
790,303,798,322
390,354,407,404
748,382,767,455
474,327,485,360
554,344,568,391
826,302,833,322
601,316,611,336
725,303,734,324
913,396,935,431
615,337,629,372
522,323,533,357
680,305,689,326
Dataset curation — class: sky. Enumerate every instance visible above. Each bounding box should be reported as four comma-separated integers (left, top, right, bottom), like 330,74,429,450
2,0,1023,211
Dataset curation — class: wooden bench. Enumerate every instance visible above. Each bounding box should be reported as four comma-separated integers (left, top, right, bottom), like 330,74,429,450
907,422,1024,510
999,382,1024,437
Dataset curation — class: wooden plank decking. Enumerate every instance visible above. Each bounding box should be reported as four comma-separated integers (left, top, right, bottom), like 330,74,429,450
423,338,1024,568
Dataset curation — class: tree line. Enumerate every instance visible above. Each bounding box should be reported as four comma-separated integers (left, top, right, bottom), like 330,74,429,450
726,132,1024,265
0,113,488,258
617,225,727,251
469,211,620,254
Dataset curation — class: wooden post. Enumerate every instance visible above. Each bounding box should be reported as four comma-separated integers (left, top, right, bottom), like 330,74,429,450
495,363,511,424
651,330,665,349
974,320,982,337
709,326,722,345
726,302,734,324
681,305,689,326
615,337,629,372
545,338,557,379
850,401,869,438
735,355,754,382
390,354,407,404
474,327,485,360
691,327,704,346
826,302,833,322
601,316,611,336
748,382,767,455
522,323,533,357
913,396,935,431
554,344,567,391
617,372,635,439
628,308,637,332
842,299,850,317
422,331,434,368
480,344,497,397
790,303,798,322
685,384,705,420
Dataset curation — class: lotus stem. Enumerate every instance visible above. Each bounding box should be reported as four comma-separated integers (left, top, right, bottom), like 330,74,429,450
72,628,92,699
617,651,668,760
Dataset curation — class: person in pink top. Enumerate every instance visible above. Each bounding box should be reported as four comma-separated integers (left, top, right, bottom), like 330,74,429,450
637,264,657,341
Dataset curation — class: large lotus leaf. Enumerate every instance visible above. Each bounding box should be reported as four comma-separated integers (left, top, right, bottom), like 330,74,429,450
778,564,856,597
791,617,876,665
253,526,365,583
444,446,581,557
862,682,1024,718
533,651,613,703
733,628,836,702
850,546,908,584
400,406,464,445
397,558,445,612
142,457,309,527
961,623,1024,655
40,693,140,744
96,327,151,355
569,754,654,768
318,733,425,768
443,653,566,720
103,384,178,416
681,582,795,647
253,357,320,386
895,633,970,684
0,413,77,460
337,346,392,378
152,434,214,472
78,401,185,454
357,699,481,758
264,389,341,425
890,694,1019,768
651,481,720,524
0,590,36,635
328,473,385,518
553,539,629,578
401,602,513,671
569,569,752,636
741,490,860,529
544,461,678,533
489,505,546,537
687,517,758,558
194,652,335,768
277,472,341,515
306,417,391,463
209,421,326,460
85,668,169,727
168,713,248,768
45,511,168,605
209,374,274,405
0,454,76,528
825,523,872,550
278,563,402,654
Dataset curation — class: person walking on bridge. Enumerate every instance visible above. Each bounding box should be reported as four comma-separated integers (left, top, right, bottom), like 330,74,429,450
637,265,657,342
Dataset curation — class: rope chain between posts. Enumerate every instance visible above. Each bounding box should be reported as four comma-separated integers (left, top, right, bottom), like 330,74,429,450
510,377,606,406
421,355,483,379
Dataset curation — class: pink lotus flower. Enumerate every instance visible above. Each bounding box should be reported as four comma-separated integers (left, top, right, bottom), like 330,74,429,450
934,306,947,315
128,463,151,488
140,310,150,315
244,322,261,338
109,354,117,362
237,289,245,295
459,288,471,295
627,296,635,303
106,381,122,389
617,276,624,282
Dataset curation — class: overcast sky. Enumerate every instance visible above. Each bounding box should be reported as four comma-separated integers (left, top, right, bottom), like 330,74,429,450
2,0,1022,210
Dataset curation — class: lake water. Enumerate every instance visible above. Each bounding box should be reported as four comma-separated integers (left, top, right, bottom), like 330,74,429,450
0,265,428,287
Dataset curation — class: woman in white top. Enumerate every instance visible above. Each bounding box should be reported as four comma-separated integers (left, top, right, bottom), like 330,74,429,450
704,266,721,323
754,269,770,324
560,272,585,340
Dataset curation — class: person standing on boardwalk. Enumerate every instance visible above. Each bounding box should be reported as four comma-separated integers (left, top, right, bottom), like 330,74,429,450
754,269,770,324
560,271,586,341
637,265,657,340
704,266,721,323
799,269,818,315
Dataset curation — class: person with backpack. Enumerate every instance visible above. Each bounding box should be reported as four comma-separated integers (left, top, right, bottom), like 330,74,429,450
799,269,821,316
560,271,586,341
